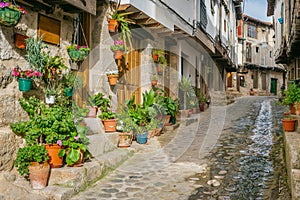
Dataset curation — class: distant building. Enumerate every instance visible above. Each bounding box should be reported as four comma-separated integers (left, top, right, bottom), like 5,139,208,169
233,14,285,96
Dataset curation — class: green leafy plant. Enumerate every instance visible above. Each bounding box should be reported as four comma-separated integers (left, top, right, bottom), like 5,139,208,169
62,71,82,89
25,37,49,72
151,75,158,81
282,83,300,105
179,77,194,110
14,144,49,176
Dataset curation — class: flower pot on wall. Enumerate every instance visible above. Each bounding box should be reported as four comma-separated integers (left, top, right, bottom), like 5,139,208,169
157,65,163,75
108,19,119,32
0,7,22,27
151,80,158,87
28,161,50,189
15,33,28,49
18,78,32,92
152,54,159,62
107,74,119,86
103,119,117,132
114,50,123,60
64,87,74,97
45,144,63,168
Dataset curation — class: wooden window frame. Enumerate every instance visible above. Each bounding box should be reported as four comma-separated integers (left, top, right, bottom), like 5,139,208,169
38,14,61,45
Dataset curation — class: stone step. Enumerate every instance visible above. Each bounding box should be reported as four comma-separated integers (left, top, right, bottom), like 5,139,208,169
28,149,132,200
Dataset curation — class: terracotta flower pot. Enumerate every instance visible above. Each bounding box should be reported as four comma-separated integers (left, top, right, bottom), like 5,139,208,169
151,80,158,86
290,104,296,115
107,74,119,86
67,149,84,167
15,33,28,49
28,162,50,189
103,119,117,132
164,115,171,126
108,19,119,32
157,65,163,75
45,144,63,168
114,50,123,60
282,118,296,132
152,54,159,62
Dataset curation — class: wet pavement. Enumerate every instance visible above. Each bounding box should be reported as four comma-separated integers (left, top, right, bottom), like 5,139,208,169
71,96,290,200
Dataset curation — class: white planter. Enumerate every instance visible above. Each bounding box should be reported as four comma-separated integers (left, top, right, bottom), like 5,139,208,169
45,95,55,104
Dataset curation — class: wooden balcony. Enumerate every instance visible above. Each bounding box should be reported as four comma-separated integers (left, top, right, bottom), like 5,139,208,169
287,0,300,57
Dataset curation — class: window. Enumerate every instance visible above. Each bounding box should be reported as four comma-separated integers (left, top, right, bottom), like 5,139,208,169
224,20,226,32
247,24,257,38
256,47,259,53
246,43,252,62
270,51,272,58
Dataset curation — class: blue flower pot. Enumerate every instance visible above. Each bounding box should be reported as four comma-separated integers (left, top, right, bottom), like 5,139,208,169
64,87,74,97
136,132,148,144
18,78,32,92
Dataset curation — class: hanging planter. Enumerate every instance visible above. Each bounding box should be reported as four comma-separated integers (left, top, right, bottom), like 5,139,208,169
67,44,90,62
108,19,119,32
15,33,28,49
0,3,26,27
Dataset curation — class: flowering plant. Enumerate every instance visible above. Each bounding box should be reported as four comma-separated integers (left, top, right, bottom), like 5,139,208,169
0,1,26,14
66,44,90,53
110,39,126,52
67,44,90,62
13,67,42,79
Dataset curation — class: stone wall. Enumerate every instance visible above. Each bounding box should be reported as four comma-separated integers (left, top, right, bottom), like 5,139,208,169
0,6,75,171
0,7,74,127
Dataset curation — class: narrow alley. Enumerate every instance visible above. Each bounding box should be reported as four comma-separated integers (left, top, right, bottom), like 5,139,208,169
70,96,289,200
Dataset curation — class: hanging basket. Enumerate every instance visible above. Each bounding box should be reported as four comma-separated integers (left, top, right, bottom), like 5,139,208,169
107,74,119,86
67,48,89,62
0,7,22,27
18,78,32,92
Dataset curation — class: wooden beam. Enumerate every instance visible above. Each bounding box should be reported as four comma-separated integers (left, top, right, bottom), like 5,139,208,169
144,23,161,28
158,31,173,37
62,0,96,15
117,4,131,11
128,12,145,19
136,18,156,25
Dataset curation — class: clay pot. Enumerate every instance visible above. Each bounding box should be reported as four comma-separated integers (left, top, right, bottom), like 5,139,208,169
103,119,117,132
114,50,123,60
282,118,296,132
86,106,98,118
45,144,63,168
28,162,50,189
108,19,119,32
107,74,119,86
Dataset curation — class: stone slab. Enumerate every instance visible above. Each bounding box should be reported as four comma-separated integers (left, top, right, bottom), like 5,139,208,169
87,132,118,158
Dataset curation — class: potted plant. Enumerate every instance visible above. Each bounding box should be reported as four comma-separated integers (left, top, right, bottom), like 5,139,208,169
67,44,90,62
116,106,134,148
62,71,82,97
110,38,126,60
157,55,167,75
106,69,119,85
45,85,56,104
282,83,300,114
25,37,49,73
108,8,135,49
12,67,42,92
14,144,50,189
96,94,117,132
0,1,26,27
85,94,98,118
152,49,165,62
151,75,158,87
282,116,297,132
179,77,194,112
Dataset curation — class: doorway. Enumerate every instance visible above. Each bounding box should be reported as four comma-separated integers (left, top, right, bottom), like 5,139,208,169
270,78,277,95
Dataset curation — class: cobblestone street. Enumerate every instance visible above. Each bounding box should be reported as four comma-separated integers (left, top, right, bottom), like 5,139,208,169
71,96,288,200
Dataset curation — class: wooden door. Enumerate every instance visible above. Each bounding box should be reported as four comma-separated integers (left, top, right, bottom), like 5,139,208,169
227,72,233,88
117,40,141,106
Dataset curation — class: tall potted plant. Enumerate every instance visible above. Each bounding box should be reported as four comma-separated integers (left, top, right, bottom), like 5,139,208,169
96,93,117,132
282,83,300,114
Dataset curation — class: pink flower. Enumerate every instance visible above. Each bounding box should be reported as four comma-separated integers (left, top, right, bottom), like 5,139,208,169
114,40,118,45
74,136,79,141
36,71,42,77
13,71,19,77
76,45,80,50
57,140,62,146
82,46,87,49
119,40,124,45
